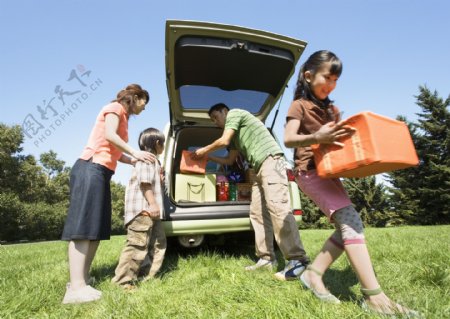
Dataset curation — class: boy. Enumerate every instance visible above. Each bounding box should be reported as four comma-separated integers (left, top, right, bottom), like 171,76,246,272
112,128,167,288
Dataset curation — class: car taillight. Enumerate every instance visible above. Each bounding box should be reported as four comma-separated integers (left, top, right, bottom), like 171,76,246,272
293,209,303,216
286,168,296,182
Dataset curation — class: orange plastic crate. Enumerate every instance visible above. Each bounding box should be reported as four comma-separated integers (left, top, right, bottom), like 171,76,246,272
311,112,419,178
180,150,207,174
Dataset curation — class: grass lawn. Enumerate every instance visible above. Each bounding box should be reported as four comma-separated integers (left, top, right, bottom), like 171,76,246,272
0,225,449,318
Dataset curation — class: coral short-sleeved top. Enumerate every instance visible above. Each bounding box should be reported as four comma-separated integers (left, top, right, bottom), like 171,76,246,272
80,102,129,171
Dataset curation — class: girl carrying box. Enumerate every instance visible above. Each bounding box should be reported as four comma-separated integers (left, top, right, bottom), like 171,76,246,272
284,50,420,317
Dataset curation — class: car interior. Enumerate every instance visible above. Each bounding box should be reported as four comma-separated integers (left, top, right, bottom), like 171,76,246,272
170,126,253,205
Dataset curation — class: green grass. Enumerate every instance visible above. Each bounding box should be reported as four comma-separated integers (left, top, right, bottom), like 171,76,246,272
1,226,449,318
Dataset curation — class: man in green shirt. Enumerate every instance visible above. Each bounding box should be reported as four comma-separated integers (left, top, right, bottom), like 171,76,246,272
194,103,310,280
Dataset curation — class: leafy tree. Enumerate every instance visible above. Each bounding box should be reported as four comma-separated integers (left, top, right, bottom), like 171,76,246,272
39,151,70,205
0,124,69,240
0,124,47,202
16,155,47,203
387,86,450,224
0,123,23,156
0,192,25,241
47,167,71,204
111,181,126,235
0,123,128,241
22,202,67,240
40,151,65,179
0,124,24,193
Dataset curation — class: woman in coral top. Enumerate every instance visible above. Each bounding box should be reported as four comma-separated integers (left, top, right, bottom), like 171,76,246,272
61,84,154,304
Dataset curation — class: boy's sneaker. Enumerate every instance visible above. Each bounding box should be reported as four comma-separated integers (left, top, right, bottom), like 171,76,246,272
245,258,277,271
274,259,307,281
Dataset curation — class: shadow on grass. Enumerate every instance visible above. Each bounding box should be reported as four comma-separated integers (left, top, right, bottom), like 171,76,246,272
92,232,360,300
90,232,257,284
157,232,257,279
91,264,118,284
324,266,359,301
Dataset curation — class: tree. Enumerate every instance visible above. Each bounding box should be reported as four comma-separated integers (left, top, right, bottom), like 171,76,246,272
0,123,70,240
0,123,128,241
40,151,65,179
386,117,421,223
16,155,47,203
0,124,24,193
39,151,70,204
0,124,47,202
111,181,126,235
0,192,25,241
387,86,450,224
343,176,394,226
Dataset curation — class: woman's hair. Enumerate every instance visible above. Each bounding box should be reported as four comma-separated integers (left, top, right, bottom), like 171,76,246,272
113,84,150,114
293,50,342,108
138,127,165,154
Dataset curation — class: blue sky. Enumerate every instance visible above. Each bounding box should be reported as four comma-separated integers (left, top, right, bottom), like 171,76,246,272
1,0,449,185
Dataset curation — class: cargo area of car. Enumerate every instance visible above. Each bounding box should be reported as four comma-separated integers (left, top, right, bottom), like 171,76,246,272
169,126,254,207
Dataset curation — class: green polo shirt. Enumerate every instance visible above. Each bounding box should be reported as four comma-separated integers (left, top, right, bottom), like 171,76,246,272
224,109,283,172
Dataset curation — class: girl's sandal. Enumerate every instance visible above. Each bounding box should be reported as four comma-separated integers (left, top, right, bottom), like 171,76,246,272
360,287,423,318
299,265,341,304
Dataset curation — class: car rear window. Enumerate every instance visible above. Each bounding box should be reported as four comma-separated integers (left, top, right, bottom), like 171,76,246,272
175,35,294,115
179,85,269,113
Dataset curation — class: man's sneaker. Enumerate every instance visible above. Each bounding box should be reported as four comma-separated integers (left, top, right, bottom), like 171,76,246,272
245,258,277,271
274,259,307,281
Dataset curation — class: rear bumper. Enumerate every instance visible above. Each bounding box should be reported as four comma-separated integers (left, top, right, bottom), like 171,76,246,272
162,215,302,237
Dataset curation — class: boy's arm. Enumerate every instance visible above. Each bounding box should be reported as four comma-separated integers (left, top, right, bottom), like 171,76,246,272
141,183,160,219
